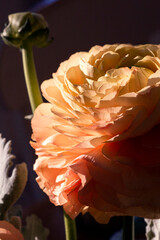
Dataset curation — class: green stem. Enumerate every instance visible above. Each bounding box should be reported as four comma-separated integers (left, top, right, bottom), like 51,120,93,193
123,216,134,240
63,210,77,240
21,41,77,240
21,41,43,113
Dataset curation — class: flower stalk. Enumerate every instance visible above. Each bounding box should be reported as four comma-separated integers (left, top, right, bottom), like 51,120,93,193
21,41,42,112
22,39,77,240
64,211,77,240
123,216,134,240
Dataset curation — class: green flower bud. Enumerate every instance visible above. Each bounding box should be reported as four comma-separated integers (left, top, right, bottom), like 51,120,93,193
1,12,52,48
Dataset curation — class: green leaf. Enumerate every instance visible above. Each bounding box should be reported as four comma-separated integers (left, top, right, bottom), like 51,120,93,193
22,215,49,240
0,134,28,219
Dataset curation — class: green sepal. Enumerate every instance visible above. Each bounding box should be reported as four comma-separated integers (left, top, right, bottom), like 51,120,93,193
1,12,53,48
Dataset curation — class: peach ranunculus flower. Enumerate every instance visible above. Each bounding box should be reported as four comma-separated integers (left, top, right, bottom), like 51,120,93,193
31,44,160,223
0,221,24,240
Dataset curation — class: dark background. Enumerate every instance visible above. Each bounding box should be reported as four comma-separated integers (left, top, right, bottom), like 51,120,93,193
0,0,158,239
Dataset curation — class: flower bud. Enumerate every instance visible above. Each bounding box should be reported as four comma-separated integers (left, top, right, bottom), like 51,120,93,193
1,12,52,48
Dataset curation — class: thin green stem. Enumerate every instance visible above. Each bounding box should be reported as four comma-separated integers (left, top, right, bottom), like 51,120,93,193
63,210,77,240
21,41,43,113
21,41,77,240
123,216,134,240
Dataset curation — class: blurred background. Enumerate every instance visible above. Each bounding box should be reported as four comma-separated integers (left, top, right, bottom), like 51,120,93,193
0,0,159,239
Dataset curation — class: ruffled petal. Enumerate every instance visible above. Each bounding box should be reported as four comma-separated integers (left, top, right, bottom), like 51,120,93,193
31,44,160,223
70,126,160,222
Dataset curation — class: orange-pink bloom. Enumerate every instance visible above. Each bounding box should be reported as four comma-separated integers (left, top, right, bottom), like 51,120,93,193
0,221,24,240
31,44,160,223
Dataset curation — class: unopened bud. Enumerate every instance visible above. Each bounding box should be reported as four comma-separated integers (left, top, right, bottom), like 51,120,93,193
1,12,52,48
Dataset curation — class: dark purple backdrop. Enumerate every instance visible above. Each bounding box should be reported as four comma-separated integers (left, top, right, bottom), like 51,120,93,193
0,0,158,239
